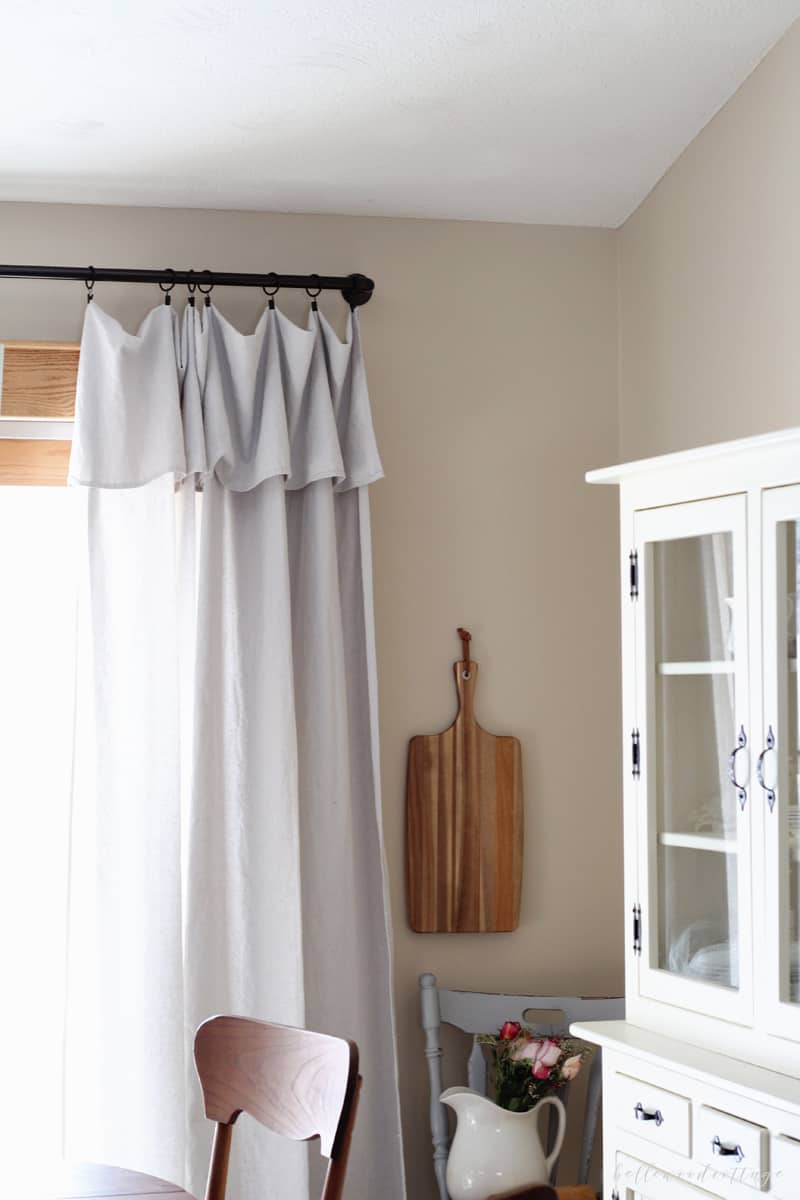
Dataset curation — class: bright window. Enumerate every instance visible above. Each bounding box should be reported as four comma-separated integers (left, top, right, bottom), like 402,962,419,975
0,484,82,1160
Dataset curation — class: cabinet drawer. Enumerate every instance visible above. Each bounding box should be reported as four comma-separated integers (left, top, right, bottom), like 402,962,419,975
613,1072,691,1156
616,1153,720,1200
771,1134,800,1200
693,1105,767,1191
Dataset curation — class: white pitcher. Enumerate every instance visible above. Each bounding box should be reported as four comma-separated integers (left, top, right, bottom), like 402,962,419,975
441,1086,566,1200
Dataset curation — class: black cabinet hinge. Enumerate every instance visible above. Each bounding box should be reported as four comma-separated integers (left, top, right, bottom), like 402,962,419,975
629,549,639,599
632,728,641,779
633,903,642,955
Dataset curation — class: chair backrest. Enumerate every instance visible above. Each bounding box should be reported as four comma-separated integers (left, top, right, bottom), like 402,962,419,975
194,1015,361,1200
419,974,624,1199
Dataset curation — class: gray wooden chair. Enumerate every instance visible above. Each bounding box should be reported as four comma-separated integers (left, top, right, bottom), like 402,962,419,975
419,973,624,1199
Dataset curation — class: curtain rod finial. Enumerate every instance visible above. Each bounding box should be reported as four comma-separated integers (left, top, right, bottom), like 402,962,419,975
340,273,374,309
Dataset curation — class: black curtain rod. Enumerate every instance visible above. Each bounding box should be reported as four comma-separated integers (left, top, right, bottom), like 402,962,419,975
0,264,375,308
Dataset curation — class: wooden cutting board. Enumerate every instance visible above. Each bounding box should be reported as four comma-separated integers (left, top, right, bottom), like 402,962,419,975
406,630,523,932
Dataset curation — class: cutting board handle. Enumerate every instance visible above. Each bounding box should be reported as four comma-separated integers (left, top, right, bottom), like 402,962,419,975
453,660,478,724
455,627,477,723
457,626,472,670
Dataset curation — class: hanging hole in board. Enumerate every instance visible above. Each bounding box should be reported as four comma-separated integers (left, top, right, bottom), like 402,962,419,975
198,269,214,307
305,273,322,310
262,272,279,309
462,670,472,681
158,268,176,305
84,266,95,303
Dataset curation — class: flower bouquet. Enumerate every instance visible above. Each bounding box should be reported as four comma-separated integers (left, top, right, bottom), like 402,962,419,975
477,1021,588,1112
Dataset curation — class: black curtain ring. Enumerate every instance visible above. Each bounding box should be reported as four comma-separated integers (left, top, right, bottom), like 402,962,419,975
186,271,197,307
262,272,279,308
197,269,214,307
158,268,176,305
84,266,95,303
305,274,321,310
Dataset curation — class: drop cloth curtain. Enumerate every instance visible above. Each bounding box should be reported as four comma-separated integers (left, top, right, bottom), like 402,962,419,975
64,300,405,1200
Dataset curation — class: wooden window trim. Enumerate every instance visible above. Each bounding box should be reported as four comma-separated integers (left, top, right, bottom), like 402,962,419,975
0,339,78,484
0,439,70,486
0,340,79,419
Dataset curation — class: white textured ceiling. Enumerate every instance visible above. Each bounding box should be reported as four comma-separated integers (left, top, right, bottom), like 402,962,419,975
1,0,798,227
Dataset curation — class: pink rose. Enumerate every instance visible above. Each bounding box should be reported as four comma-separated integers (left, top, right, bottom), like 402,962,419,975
510,1038,538,1062
532,1038,562,1078
511,1037,562,1079
499,1021,521,1040
561,1054,583,1081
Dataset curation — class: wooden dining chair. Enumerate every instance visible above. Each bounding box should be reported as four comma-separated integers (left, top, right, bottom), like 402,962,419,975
194,1015,361,1200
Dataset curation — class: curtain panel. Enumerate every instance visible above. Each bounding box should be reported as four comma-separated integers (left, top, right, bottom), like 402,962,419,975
65,301,404,1200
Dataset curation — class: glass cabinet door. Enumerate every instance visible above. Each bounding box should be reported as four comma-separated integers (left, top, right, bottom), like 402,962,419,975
761,485,800,1040
633,494,752,1025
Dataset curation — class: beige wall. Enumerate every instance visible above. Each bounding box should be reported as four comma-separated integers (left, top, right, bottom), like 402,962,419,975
0,204,622,1196
619,19,800,461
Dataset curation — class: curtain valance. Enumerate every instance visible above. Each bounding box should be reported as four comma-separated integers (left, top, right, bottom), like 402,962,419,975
69,303,382,492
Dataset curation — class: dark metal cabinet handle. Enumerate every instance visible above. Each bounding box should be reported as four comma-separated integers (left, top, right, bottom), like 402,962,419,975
757,726,777,813
634,1102,663,1126
728,725,748,810
712,1135,744,1161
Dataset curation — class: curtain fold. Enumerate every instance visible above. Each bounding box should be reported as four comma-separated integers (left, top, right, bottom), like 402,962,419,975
65,300,404,1200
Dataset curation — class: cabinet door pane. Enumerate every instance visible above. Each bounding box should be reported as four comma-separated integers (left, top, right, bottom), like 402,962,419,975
635,496,751,1023
658,844,738,986
653,532,738,985
762,493,800,1034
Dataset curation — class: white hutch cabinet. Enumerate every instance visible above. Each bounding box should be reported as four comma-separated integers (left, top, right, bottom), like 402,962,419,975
573,429,800,1198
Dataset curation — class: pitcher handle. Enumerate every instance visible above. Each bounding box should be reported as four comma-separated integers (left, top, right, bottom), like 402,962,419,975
537,1094,567,1175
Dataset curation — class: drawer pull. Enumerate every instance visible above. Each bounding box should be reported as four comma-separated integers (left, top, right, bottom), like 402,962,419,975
711,1135,744,1162
634,1102,663,1126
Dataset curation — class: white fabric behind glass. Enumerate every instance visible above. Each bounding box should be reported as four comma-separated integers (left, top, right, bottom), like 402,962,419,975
65,301,404,1200
701,533,739,983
